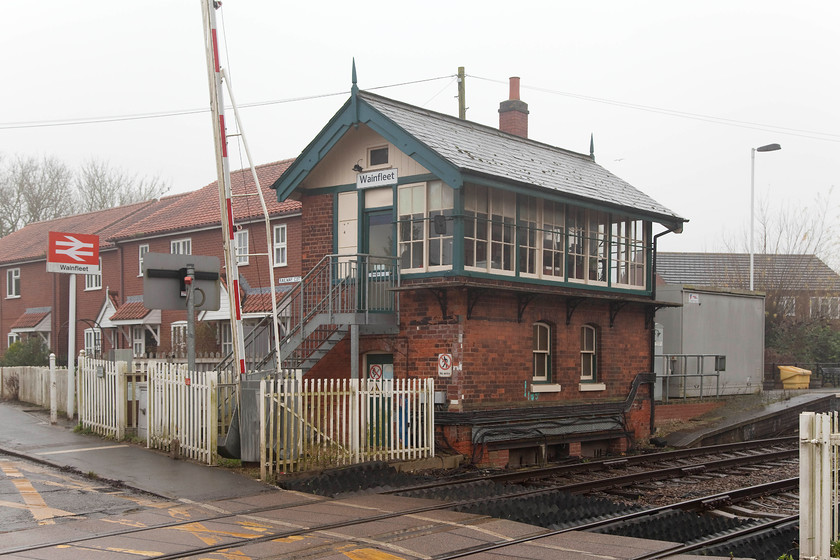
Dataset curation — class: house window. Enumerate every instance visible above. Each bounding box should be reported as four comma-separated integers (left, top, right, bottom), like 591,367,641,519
170,238,191,255
84,328,101,357
778,296,796,318
611,218,646,288
220,323,232,356
235,230,249,265
464,185,515,274
368,146,389,167
8,332,20,348
6,268,20,298
138,244,149,277
810,297,840,319
273,225,287,267
398,181,454,272
85,258,102,290
581,324,598,382
533,322,551,382
171,321,187,355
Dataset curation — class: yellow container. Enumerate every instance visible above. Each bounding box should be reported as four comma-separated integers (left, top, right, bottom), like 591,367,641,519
778,366,811,390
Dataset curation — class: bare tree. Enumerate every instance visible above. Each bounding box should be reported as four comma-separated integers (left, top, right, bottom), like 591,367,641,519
75,159,169,213
0,155,75,237
0,155,171,237
722,190,840,363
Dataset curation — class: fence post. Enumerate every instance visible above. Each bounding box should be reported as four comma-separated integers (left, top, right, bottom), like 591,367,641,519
208,371,218,466
800,411,831,560
49,354,57,425
116,361,127,441
259,379,266,481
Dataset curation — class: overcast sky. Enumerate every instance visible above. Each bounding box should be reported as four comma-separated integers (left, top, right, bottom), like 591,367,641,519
2,1,838,254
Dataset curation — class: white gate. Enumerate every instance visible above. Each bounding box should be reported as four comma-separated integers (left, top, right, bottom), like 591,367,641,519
147,362,218,465
799,411,839,560
77,353,127,439
260,377,434,478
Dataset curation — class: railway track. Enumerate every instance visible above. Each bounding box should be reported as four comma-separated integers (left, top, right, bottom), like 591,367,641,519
2,437,803,559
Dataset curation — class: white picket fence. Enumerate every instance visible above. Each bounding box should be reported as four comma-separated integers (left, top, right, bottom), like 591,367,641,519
77,355,218,465
260,377,435,478
799,411,839,560
147,362,218,465
78,354,128,440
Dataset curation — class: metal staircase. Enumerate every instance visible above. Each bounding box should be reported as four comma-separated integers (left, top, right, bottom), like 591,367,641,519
216,253,399,377
215,254,399,459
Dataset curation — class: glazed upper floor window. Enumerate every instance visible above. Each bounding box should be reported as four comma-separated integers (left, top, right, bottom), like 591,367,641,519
6,268,20,298
398,181,454,272
368,146,389,167
273,225,287,267
170,238,191,255
138,245,149,277
85,258,102,290
464,184,516,274
235,230,249,265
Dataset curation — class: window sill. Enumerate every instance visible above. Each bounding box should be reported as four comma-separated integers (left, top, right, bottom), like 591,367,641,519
6,295,20,299
530,383,562,393
579,383,606,392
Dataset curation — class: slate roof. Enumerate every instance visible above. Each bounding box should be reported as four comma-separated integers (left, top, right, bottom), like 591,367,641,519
111,160,299,241
656,252,840,292
360,91,684,226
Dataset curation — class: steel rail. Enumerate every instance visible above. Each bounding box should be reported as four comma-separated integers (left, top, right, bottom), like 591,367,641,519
626,515,799,560
382,436,797,494
429,478,799,560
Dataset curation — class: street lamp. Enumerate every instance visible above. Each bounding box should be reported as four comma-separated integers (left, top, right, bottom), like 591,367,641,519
750,143,782,291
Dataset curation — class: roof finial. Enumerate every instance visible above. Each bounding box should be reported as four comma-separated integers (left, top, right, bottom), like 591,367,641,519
351,58,358,97
589,133,595,161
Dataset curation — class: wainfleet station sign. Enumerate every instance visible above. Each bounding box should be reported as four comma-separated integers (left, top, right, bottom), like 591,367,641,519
356,168,398,190
47,231,100,274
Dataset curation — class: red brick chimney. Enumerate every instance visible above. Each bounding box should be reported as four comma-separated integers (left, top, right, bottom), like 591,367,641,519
498,76,529,138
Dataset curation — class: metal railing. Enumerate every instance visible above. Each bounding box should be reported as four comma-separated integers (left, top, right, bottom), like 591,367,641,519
654,354,725,402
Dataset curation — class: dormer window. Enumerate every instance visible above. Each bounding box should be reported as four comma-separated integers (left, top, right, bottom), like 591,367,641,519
368,146,389,167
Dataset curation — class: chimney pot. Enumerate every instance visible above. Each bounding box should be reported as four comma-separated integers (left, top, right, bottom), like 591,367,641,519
509,77,520,101
499,76,529,138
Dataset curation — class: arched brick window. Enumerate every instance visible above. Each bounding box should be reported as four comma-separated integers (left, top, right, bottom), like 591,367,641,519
580,324,597,382
533,322,551,382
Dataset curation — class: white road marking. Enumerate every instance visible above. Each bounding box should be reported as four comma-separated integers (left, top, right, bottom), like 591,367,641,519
37,444,130,455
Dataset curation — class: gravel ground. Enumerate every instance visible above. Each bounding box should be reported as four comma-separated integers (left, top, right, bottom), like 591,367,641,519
593,458,799,513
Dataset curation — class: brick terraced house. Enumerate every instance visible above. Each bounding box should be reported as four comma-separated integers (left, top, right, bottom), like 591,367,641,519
269,73,688,466
0,161,300,367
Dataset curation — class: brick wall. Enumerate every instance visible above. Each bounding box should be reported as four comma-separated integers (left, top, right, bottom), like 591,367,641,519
300,193,334,273
309,281,653,411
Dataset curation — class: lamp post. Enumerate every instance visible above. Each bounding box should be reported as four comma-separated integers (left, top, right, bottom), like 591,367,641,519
750,143,781,291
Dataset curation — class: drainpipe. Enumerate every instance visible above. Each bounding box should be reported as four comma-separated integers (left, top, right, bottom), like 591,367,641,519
649,223,683,435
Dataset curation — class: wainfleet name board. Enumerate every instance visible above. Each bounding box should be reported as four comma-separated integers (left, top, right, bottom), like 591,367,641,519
46,231,100,274
356,168,398,190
